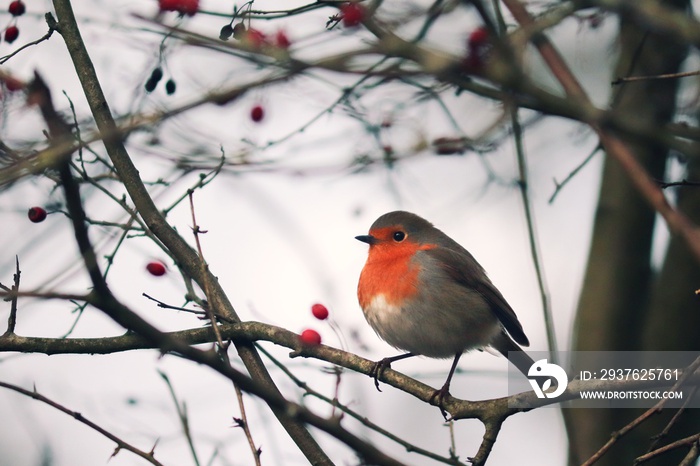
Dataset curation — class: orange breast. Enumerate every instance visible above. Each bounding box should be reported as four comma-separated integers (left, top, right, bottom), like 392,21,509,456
358,242,425,309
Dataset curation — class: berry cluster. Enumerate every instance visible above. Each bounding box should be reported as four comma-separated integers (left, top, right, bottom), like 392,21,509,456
144,67,176,95
219,22,291,52
298,303,331,347
4,1,25,44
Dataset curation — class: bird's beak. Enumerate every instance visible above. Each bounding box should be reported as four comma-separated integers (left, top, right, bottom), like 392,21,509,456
355,234,377,245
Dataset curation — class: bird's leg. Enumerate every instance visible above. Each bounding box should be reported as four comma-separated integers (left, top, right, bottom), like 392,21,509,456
369,353,415,391
430,352,462,420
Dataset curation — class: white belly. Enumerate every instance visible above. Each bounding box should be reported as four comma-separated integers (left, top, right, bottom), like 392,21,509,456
362,293,501,358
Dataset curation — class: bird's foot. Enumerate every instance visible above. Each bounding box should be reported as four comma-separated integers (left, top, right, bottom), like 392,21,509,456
429,384,453,420
368,358,394,392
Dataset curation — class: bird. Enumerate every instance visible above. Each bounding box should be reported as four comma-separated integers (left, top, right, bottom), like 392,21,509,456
356,210,535,414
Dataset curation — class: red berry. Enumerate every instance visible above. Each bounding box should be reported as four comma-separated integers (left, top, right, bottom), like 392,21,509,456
3,76,23,91
299,329,322,346
311,303,329,320
27,207,46,223
464,27,492,71
340,3,365,27
274,30,291,49
146,261,167,276
250,105,264,122
158,0,179,11
468,26,489,48
158,0,198,16
8,1,25,16
4,26,19,44
244,28,267,48
178,0,199,16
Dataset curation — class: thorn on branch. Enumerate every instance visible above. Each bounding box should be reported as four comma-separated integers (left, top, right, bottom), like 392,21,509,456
111,445,122,459
45,12,59,33
232,416,246,428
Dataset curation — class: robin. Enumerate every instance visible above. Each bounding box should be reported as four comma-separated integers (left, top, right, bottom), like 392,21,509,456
356,210,535,413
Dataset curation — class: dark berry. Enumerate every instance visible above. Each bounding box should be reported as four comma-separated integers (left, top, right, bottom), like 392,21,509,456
8,1,25,16
165,79,176,95
4,26,19,44
145,68,163,93
27,207,47,223
150,67,164,83
219,24,234,41
145,78,158,93
250,105,264,122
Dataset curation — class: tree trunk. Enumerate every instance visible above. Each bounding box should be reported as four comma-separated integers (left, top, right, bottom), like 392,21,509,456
568,2,690,464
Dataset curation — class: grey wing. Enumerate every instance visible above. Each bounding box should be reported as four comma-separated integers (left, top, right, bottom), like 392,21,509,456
425,246,530,347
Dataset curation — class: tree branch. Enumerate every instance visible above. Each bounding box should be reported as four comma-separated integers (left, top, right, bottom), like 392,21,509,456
49,0,333,462
502,0,700,262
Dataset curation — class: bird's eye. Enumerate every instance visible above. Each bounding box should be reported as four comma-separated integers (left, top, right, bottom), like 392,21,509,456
393,231,406,242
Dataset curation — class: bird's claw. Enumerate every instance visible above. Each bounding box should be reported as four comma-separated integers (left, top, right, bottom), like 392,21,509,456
429,384,452,420
369,358,394,392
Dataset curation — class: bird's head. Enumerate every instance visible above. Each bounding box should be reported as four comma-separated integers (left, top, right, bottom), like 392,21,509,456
356,211,437,259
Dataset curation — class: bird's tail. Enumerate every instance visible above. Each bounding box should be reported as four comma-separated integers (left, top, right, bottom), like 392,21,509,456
492,331,536,377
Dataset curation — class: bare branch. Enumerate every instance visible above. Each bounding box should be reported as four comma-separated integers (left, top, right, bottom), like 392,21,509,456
0,381,166,466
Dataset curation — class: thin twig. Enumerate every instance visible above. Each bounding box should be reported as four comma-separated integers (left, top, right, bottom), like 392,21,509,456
502,0,700,261
647,385,698,453
0,381,165,466
159,372,201,466
612,69,700,85
658,178,700,189
255,343,468,466
52,1,335,460
143,292,214,319
187,191,261,466
581,355,700,466
0,13,57,65
161,153,225,216
548,144,602,204
634,433,700,465
510,105,558,359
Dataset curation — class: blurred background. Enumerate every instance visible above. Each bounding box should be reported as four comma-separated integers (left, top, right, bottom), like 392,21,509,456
0,0,698,465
